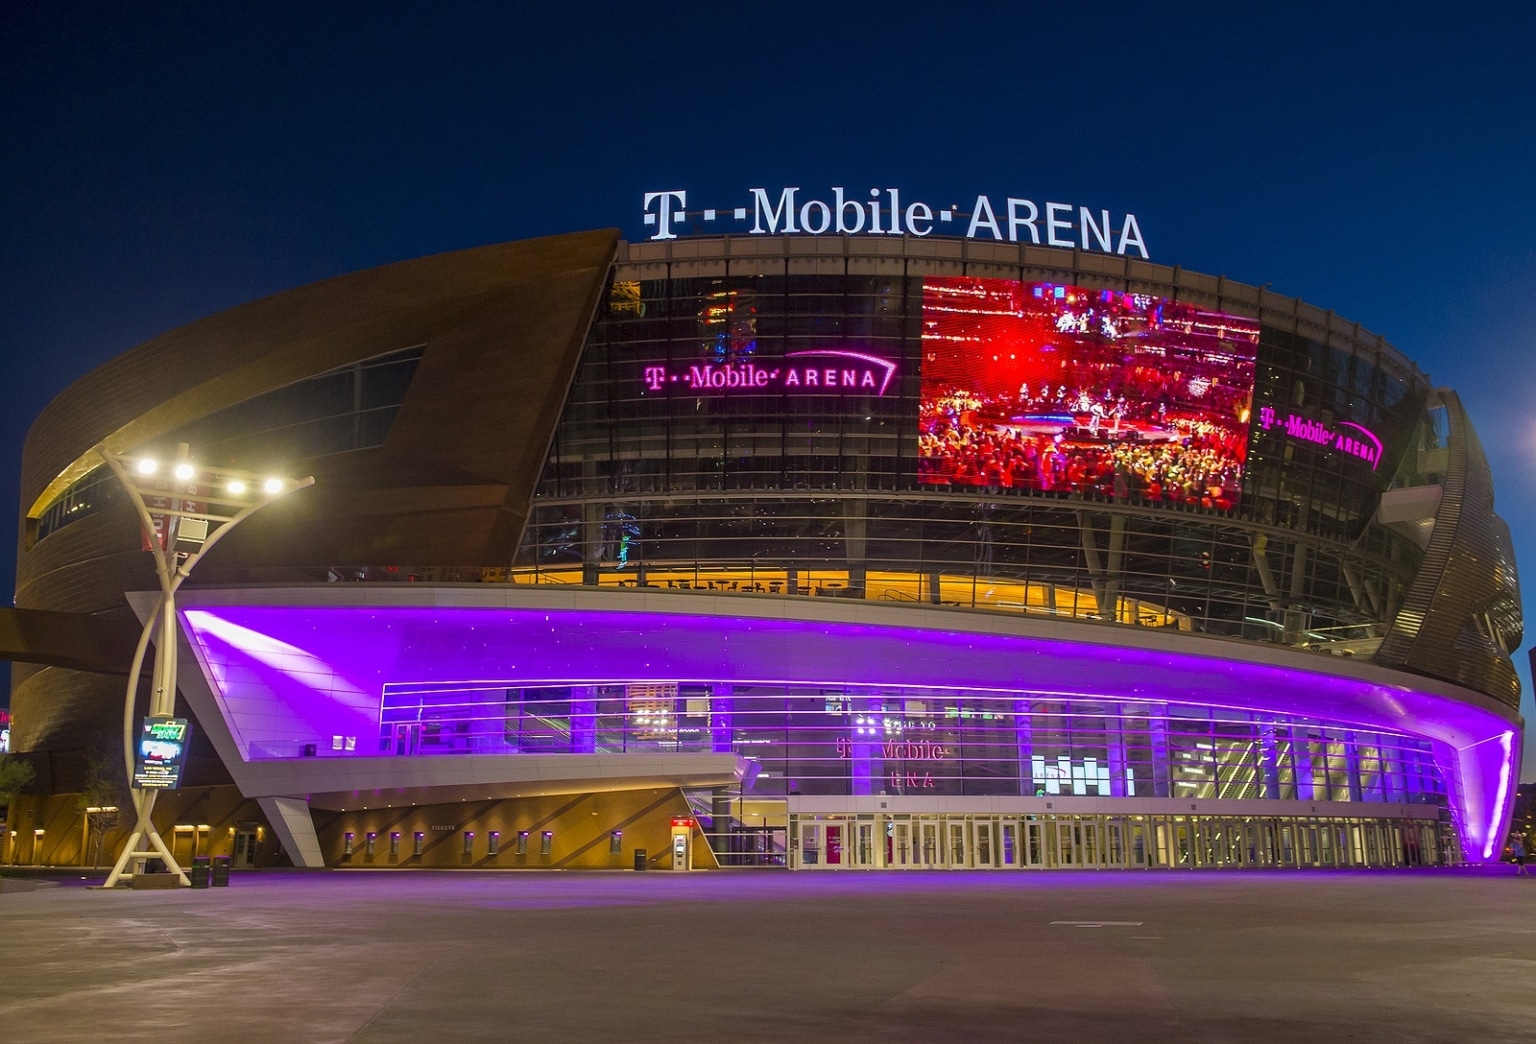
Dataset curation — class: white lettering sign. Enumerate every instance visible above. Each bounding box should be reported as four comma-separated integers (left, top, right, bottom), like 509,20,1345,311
642,188,1148,258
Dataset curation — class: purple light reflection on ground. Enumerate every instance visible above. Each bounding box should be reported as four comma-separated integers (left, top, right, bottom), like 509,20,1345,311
179,604,1519,861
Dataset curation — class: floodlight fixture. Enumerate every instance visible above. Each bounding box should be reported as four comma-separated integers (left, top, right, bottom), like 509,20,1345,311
136,458,158,475
173,463,195,481
263,477,284,494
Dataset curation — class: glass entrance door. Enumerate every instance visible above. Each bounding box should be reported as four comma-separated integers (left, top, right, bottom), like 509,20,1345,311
799,823,822,867
886,820,917,868
972,821,996,868
947,822,968,868
1106,822,1126,867
852,822,875,867
1127,821,1149,868
919,821,941,867
1055,822,1077,866
825,824,845,866
233,829,258,867
1024,820,1046,868
1173,822,1194,866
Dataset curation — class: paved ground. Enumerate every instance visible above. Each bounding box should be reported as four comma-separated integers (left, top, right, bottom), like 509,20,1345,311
4,868,1536,1042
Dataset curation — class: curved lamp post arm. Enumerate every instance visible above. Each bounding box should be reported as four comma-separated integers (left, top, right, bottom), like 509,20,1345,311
118,598,163,782
97,448,173,589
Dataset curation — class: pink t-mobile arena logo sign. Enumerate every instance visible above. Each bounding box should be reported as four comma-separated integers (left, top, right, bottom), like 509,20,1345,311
642,350,898,396
1258,406,1383,470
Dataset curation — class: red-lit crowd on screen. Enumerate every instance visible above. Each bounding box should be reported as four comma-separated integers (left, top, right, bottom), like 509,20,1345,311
918,378,1249,510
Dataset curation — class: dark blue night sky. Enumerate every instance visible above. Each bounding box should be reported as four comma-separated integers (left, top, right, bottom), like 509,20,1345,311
3,4,1534,770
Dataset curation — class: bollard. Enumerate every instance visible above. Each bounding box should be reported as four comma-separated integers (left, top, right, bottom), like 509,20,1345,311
211,855,231,887
190,855,210,889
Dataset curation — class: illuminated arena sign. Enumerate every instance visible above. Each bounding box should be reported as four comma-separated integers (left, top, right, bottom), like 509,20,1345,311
642,349,898,396
1258,405,1383,470
642,188,1148,257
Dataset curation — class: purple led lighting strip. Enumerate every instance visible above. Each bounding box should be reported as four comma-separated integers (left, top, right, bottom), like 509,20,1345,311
178,603,1519,861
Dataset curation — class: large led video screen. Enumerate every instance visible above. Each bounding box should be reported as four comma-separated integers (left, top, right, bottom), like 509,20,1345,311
919,278,1260,510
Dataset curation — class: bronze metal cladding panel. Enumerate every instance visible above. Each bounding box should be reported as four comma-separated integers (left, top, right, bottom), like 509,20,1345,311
17,227,615,595
19,229,618,523
1374,391,1523,708
207,254,613,568
8,667,131,774
12,229,619,762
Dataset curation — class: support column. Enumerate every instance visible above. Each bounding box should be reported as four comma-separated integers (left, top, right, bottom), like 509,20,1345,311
258,796,325,868
1259,721,1282,800
1107,706,1128,797
1077,512,1126,623
844,499,867,598
1293,729,1316,801
1015,700,1035,796
1104,514,1126,622
710,685,734,754
582,500,602,587
851,695,877,796
1284,543,1310,644
710,786,735,863
1149,715,1171,798
1345,733,1364,802
570,686,597,754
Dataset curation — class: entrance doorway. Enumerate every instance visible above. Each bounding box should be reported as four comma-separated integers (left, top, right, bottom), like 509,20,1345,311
392,724,421,755
885,820,915,868
918,820,940,867
825,824,844,866
972,820,996,868
233,827,259,867
946,822,968,867
1024,820,1047,868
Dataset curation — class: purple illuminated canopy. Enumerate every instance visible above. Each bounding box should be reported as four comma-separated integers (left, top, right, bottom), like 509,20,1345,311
174,593,1519,862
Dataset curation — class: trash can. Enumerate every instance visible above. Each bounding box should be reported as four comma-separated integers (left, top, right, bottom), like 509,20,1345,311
211,855,231,887
633,848,647,871
190,855,210,889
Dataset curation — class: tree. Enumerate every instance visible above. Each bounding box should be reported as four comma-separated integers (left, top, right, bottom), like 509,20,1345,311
76,746,130,869
0,754,36,812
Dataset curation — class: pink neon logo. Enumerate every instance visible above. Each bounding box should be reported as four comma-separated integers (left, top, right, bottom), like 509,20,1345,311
835,736,949,760
1258,406,1382,470
641,349,898,396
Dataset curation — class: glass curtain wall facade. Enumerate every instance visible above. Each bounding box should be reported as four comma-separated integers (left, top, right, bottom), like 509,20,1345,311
519,271,1428,649
378,682,1449,806
493,259,1469,865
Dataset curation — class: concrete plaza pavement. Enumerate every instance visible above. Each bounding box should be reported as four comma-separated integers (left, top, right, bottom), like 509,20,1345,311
3,867,1536,1043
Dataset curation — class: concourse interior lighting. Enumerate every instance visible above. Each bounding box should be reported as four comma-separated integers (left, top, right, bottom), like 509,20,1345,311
136,458,158,475
173,463,196,481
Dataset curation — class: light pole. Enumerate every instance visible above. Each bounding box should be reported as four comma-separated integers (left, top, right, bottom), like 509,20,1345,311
101,442,312,888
